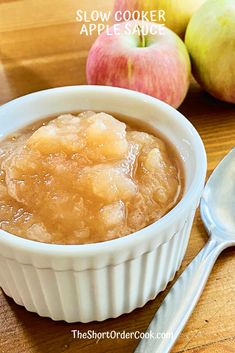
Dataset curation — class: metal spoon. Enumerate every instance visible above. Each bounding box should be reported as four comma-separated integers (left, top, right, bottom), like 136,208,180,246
135,148,235,353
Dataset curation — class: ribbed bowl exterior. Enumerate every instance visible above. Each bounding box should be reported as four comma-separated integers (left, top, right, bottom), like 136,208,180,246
0,209,195,323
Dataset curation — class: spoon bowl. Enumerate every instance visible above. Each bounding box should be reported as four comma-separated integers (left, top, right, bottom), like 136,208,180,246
201,148,235,242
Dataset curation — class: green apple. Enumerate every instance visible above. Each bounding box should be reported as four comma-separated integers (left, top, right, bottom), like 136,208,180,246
113,0,207,37
185,0,235,103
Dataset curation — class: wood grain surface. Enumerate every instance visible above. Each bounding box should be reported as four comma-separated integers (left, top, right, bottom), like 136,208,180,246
0,1,235,352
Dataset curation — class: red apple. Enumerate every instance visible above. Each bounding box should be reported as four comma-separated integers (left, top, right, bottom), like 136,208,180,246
86,21,191,108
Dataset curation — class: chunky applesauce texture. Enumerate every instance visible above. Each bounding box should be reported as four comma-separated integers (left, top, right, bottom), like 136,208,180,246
0,112,183,244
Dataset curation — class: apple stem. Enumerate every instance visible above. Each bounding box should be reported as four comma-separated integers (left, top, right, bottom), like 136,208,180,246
138,25,146,48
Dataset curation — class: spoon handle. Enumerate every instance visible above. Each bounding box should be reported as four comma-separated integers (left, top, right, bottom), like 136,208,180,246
134,237,227,353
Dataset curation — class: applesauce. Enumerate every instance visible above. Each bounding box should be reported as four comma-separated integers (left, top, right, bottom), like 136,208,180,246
0,112,184,244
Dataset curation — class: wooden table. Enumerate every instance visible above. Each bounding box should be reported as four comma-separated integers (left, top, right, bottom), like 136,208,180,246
0,1,235,352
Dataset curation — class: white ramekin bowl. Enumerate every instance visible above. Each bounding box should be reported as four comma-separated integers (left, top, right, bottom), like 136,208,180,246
0,86,207,323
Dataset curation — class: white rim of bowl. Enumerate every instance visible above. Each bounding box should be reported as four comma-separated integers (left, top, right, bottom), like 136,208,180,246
0,85,207,256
